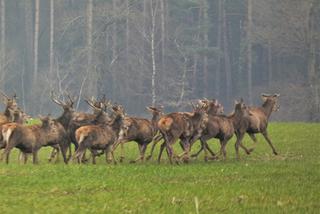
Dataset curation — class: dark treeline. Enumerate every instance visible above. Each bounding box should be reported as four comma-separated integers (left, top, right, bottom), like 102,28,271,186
0,0,319,121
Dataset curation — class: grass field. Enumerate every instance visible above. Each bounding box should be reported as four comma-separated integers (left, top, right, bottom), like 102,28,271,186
0,123,319,213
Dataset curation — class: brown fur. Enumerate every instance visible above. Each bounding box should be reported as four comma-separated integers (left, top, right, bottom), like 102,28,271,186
112,106,163,163
1,116,60,164
74,105,125,164
234,94,280,158
157,103,208,164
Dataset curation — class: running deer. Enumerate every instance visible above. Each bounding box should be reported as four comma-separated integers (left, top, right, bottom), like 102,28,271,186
111,106,163,163
234,93,280,158
74,104,125,164
157,102,209,164
191,99,252,160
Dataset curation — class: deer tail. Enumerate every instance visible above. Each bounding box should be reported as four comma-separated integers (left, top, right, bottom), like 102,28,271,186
158,117,173,131
2,125,15,145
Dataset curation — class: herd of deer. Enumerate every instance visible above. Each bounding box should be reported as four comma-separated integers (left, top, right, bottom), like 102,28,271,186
0,91,280,165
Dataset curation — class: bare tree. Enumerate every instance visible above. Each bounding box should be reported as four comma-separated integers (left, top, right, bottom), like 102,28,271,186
49,0,55,76
215,0,222,98
223,0,232,101
202,0,209,97
150,0,158,106
0,0,5,75
247,0,253,104
33,0,40,83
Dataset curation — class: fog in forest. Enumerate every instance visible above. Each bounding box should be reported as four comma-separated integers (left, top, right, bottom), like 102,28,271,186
0,0,319,121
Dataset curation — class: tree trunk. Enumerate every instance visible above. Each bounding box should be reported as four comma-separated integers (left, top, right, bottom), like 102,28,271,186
308,2,319,121
33,0,40,83
215,0,222,98
202,0,209,97
160,0,166,73
87,0,95,96
0,0,5,75
267,40,272,87
126,0,130,72
247,0,253,104
192,6,202,94
150,0,157,106
49,0,54,76
222,0,232,101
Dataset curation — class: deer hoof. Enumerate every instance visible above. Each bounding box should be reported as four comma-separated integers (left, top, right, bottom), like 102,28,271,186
273,151,278,155
129,160,136,164
146,155,152,161
248,148,254,154
190,154,198,158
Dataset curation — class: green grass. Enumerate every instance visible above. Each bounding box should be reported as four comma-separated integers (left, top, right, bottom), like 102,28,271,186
0,123,319,213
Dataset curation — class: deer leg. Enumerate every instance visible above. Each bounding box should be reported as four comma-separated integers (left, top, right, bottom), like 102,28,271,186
166,143,175,164
119,142,125,163
54,146,60,163
176,139,190,163
205,141,216,157
67,143,72,162
48,148,56,162
157,142,166,163
235,132,245,160
262,131,278,155
59,140,70,164
23,153,28,164
146,135,163,161
130,144,142,164
90,149,96,164
3,145,14,164
104,145,112,163
219,139,228,160
140,144,147,162
247,133,258,153
32,149,39,164
110,140,124,163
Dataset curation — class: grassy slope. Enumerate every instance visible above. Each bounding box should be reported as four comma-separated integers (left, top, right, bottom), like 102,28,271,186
0,123,319,213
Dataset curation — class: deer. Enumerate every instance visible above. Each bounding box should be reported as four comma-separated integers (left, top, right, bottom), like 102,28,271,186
74,104,125,164
49,92,109,162
146,99,221,162
156,102,209,164
191,99,252,160
233,93,280,159
1,115,66,164
110,106,163,163
0,91,19,125
0,92,29,152
0,108,31,153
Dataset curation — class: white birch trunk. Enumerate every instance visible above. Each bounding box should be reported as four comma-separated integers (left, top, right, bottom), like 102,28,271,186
0,0,5,74
49,0,54,76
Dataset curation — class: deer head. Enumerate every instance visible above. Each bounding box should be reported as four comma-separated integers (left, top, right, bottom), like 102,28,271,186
261,93,280,112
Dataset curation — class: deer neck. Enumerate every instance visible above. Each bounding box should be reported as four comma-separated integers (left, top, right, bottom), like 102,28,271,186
151,113,161,129
110,115,123,134
4,107,11,119
261,100,274,119
57,111,73,129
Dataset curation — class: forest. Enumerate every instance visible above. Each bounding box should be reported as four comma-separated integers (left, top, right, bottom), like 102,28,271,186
0,0,319,121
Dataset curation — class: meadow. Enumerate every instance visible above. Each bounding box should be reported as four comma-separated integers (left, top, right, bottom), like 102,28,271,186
0,123,319,213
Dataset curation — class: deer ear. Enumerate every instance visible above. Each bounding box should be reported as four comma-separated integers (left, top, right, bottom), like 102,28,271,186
274,93,280,97
261,95,267,102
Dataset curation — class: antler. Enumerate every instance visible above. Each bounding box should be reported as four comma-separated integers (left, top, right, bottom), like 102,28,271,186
50,91,65,106
84,97,102,111
65,92,75,107
0,90,10,99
